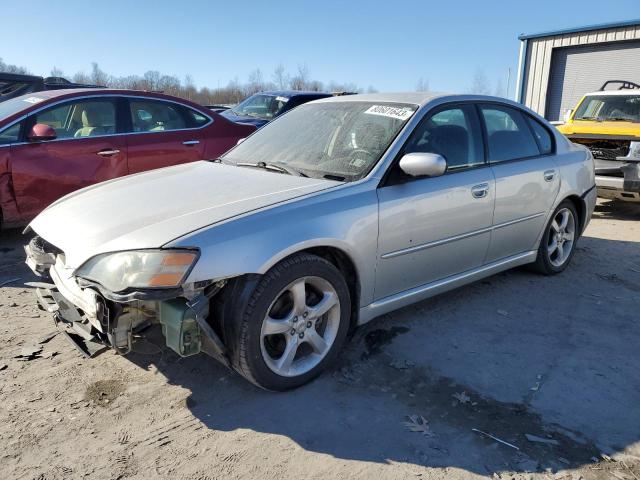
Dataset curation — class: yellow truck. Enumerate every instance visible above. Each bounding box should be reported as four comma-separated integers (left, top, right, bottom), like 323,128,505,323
556,81,640,202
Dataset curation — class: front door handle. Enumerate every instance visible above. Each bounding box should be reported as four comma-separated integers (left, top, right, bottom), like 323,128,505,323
96,149,120,157
543,169,556,182
183,140,200,146
471,183,489,199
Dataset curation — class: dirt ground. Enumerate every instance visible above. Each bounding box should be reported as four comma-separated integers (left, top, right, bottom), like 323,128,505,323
0,199,638,480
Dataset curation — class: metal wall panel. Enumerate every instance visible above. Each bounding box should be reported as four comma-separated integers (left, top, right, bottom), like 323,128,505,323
545,40,640,121
521,25,640,118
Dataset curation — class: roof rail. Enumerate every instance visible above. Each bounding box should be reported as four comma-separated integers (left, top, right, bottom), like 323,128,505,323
600,80,640,91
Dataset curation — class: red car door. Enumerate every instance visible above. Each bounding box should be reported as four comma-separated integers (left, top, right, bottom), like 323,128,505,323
10,96,128,221
125,98,206,174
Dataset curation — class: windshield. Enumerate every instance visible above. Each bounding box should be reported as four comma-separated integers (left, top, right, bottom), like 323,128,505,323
574,95,640,122
0,93,45,120
230,94,290,120
223,101,417,181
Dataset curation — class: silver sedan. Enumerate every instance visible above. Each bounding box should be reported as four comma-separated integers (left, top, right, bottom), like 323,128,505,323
25,93,597,390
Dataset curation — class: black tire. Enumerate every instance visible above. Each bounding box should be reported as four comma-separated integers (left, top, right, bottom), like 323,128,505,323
228,253,351,391
530,200,579,275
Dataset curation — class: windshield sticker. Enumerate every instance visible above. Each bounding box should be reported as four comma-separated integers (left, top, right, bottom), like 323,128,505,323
23,96,45,104
275,96,289,103
364,105,414,121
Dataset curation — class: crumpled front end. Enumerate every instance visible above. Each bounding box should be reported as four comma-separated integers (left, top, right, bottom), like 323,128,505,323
568,138,640,202
25,235,229,362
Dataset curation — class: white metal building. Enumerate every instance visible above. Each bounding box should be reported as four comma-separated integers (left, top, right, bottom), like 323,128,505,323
516,19,640,121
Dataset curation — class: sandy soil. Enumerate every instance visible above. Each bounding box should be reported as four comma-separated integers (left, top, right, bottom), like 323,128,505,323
0,199,638,480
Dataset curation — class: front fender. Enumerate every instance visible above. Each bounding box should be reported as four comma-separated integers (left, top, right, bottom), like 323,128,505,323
168,185,379,306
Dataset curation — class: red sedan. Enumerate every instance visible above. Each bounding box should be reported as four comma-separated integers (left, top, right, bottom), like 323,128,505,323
0,89,256,227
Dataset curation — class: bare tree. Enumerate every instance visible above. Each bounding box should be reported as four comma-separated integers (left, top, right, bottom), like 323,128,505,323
50,66,64,78
272,63,289,90
0,57,30,74
246,68,266,94
469,69,491,95
290,64,310,90
90,62,109,86
415,77,430,92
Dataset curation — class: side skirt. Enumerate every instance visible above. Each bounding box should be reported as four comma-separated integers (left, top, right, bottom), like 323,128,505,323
358,250,537,325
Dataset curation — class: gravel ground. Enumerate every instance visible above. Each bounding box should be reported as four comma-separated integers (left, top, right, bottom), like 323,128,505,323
0,199,638,480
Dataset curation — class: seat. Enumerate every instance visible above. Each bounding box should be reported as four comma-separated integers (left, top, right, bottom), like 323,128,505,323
74,104,115,137
429,124,469,168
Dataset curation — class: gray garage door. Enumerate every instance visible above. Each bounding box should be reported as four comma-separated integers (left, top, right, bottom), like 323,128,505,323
545,40,640,121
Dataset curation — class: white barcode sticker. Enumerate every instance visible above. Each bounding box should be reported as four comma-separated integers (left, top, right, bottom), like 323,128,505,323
364,105,414,121
23,96,45,104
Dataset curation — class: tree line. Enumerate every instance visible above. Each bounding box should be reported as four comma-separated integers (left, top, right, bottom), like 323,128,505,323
2,57,510,105
2,58,377,105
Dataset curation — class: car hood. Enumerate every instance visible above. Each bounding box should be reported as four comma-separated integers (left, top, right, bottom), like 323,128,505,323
29,161,340,269
557,121,640,139
220,109,269,127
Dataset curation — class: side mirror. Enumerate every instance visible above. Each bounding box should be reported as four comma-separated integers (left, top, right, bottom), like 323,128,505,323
563,109,574,123
28,123,57,142
399,152,447,178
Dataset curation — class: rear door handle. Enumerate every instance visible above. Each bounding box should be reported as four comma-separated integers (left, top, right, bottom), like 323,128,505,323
543,169,556,182
96,149,120,157
183,140,200,146
471,183,489,199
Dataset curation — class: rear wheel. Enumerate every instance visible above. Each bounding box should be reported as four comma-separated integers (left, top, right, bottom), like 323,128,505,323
531,200,579,275
230,253,351,390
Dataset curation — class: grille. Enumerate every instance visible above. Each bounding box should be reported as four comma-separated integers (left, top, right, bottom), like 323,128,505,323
571,139,630,161
587,145,630,161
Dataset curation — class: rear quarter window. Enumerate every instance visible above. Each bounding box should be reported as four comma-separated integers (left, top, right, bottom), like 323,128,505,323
526,116,553,155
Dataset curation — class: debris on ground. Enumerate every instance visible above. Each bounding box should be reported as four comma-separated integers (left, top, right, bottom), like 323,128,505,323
452,391,471,404
15,344,43,360
524,433,559,446
497,309,509,316
389,359,415,370
472,428,519,450
38,331,59,344
403,415,434,436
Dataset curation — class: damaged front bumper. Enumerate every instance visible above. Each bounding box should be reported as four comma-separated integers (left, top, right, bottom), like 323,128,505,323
595,147,640,202
25,238,229,364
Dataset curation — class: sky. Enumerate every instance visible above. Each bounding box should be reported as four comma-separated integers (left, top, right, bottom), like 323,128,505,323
4,0,639,97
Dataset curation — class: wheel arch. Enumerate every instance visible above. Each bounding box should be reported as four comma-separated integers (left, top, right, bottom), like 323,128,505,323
564,194,586,236
298,246,361,330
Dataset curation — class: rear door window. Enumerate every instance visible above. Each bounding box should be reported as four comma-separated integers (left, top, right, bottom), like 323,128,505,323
129,100,189,133
480,105,540,162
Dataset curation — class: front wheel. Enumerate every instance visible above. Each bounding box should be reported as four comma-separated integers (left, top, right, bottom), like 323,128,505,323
531,200,579,275
230,253,351,391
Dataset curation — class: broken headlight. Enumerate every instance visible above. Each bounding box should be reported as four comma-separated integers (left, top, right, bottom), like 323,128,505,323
76,250,198,292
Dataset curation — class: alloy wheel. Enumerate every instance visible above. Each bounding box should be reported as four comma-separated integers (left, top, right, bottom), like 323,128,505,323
260,276,341,377
547,207,576,267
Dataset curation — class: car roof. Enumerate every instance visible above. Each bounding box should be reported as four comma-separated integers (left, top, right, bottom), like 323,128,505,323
257,90,332,99
315,91,451,106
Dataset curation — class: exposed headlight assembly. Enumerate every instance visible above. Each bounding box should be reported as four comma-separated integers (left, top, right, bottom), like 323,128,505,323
76,250,198,293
